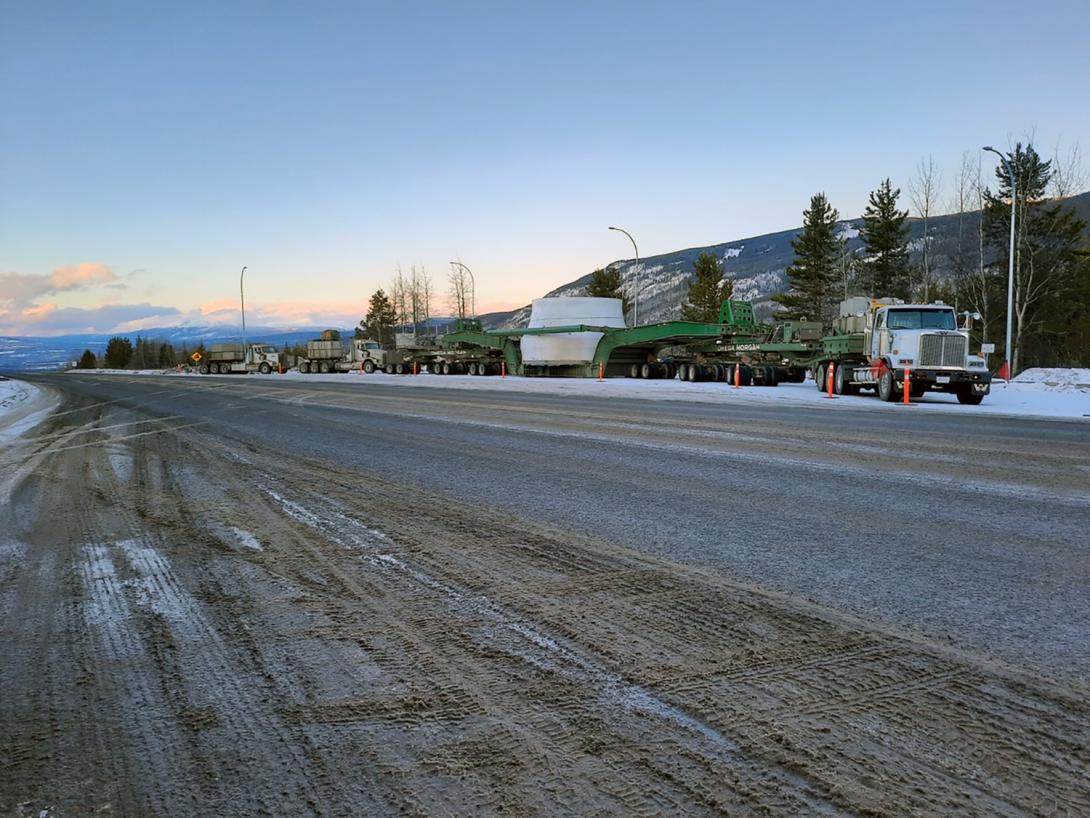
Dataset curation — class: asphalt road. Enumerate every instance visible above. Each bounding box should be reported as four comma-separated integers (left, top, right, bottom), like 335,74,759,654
3,371,1089,816
29,372,1090,682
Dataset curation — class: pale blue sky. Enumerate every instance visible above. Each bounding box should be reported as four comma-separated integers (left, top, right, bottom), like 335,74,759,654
2,0,1088,334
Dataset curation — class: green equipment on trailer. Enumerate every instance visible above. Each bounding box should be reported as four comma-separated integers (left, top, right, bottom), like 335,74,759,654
654,300,822,386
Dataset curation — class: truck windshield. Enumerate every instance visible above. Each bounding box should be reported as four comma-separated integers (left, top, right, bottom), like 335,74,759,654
887,310,956,330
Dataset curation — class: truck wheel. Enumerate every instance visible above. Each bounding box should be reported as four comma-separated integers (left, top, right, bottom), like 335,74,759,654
878,371,896,401
198,363,210,375
259,362,271,375
815,364,826,392
299,362,309,374
834,364,849,395
441,362,451,375
363,360,375,374
957,388,984,405
395,362,406,375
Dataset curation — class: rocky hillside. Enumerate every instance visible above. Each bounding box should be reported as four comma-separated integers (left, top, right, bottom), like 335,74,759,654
481,190,1090,329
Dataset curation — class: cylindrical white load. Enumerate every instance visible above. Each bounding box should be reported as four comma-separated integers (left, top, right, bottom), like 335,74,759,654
520,297,626,364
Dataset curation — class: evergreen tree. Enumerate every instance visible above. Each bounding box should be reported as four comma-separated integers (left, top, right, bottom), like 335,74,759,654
364,289,398,347
681,252,733,323
772,193,841,324
584,266,631,315
861,178,910,299
157,342,176,368
77,349,97,369
983,142,1090,371
104,337,133,368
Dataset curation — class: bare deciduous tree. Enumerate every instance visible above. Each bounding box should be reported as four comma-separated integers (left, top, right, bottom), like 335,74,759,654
448,263,471,319
909,155,943,301
1049,141,1086,199
949,152,995,351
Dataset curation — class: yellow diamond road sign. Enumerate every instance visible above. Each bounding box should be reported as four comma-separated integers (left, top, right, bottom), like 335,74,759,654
191,352,202,362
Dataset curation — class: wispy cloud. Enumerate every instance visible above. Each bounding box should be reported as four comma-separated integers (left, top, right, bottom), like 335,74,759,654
0,262,119,308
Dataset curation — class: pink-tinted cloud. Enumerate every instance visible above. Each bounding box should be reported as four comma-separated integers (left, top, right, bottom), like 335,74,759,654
0,262,119,307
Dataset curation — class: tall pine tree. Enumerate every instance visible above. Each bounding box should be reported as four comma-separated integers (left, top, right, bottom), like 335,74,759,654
772,193,840,324
364,289,397,347
585,266,631,315
681,252,733,323
983,142,1090,371
861,178,910,299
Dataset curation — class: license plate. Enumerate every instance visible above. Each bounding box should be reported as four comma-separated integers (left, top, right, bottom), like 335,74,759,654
936,376,950,384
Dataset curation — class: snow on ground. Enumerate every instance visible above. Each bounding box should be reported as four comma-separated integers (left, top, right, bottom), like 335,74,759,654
0,377,59,443
72,367,1090,421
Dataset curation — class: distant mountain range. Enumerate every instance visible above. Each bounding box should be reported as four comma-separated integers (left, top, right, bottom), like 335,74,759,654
0,327,331,372
479,189,1090,329
0,319,465,372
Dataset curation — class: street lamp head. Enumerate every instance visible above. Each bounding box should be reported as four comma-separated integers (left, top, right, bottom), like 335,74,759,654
982,145,995,152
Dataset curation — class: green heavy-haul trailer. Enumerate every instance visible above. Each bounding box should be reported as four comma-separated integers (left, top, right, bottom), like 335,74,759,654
348,297,992,405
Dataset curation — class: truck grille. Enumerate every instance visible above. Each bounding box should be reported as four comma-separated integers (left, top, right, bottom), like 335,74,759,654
919,334,966,368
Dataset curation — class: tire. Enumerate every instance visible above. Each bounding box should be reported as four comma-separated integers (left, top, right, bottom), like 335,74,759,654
957,389,984,405
441,362,450,375
259,362,271,375
316,361,327,374
210,362,221,374
640,363,653,379
815,364,826,392
676,364,688,381
363,360,375,374
299,362,310,374
384,363,394,374
878,370,896,402
474,363,486,376
396,362,406,375
834,363,850,395
198,363,210,375
686,364,698,382
740,365,753,387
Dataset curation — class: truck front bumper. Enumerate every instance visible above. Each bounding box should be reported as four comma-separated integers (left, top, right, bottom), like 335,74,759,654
895,369,991,394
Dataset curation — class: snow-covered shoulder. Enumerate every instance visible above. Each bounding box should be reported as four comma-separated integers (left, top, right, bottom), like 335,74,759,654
0,377,59,444
69,366,1090,421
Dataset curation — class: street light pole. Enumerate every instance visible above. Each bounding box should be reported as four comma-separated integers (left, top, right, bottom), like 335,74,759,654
240,265,248,351
983,146,1016,382
608,226,640,326
449,261,476,318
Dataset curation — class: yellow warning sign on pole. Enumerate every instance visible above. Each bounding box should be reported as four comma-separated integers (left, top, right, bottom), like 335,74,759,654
191,352,202,362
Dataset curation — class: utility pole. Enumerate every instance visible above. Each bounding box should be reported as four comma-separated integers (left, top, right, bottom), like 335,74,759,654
240,266,248,351
982,146,1016,382
608,226,640,326
449,261,476,318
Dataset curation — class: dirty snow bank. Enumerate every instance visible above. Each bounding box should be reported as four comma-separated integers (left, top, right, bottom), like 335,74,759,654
1012,368,1090,392
0,377,58,443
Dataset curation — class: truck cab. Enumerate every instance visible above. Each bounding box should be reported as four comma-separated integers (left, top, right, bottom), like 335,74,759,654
866,302,990,403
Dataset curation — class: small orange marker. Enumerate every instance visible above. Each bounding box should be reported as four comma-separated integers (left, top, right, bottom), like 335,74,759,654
904,368,912,405
734,364,740,389
599,361,605,382
828,362,836,399
501,361,507,379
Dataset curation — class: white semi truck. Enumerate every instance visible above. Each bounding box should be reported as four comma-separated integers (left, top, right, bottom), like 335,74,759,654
199,343,281,375
813,297,992,404
297,334,391,374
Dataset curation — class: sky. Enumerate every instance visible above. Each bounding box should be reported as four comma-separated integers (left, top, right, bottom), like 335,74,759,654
2,0,1089,336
